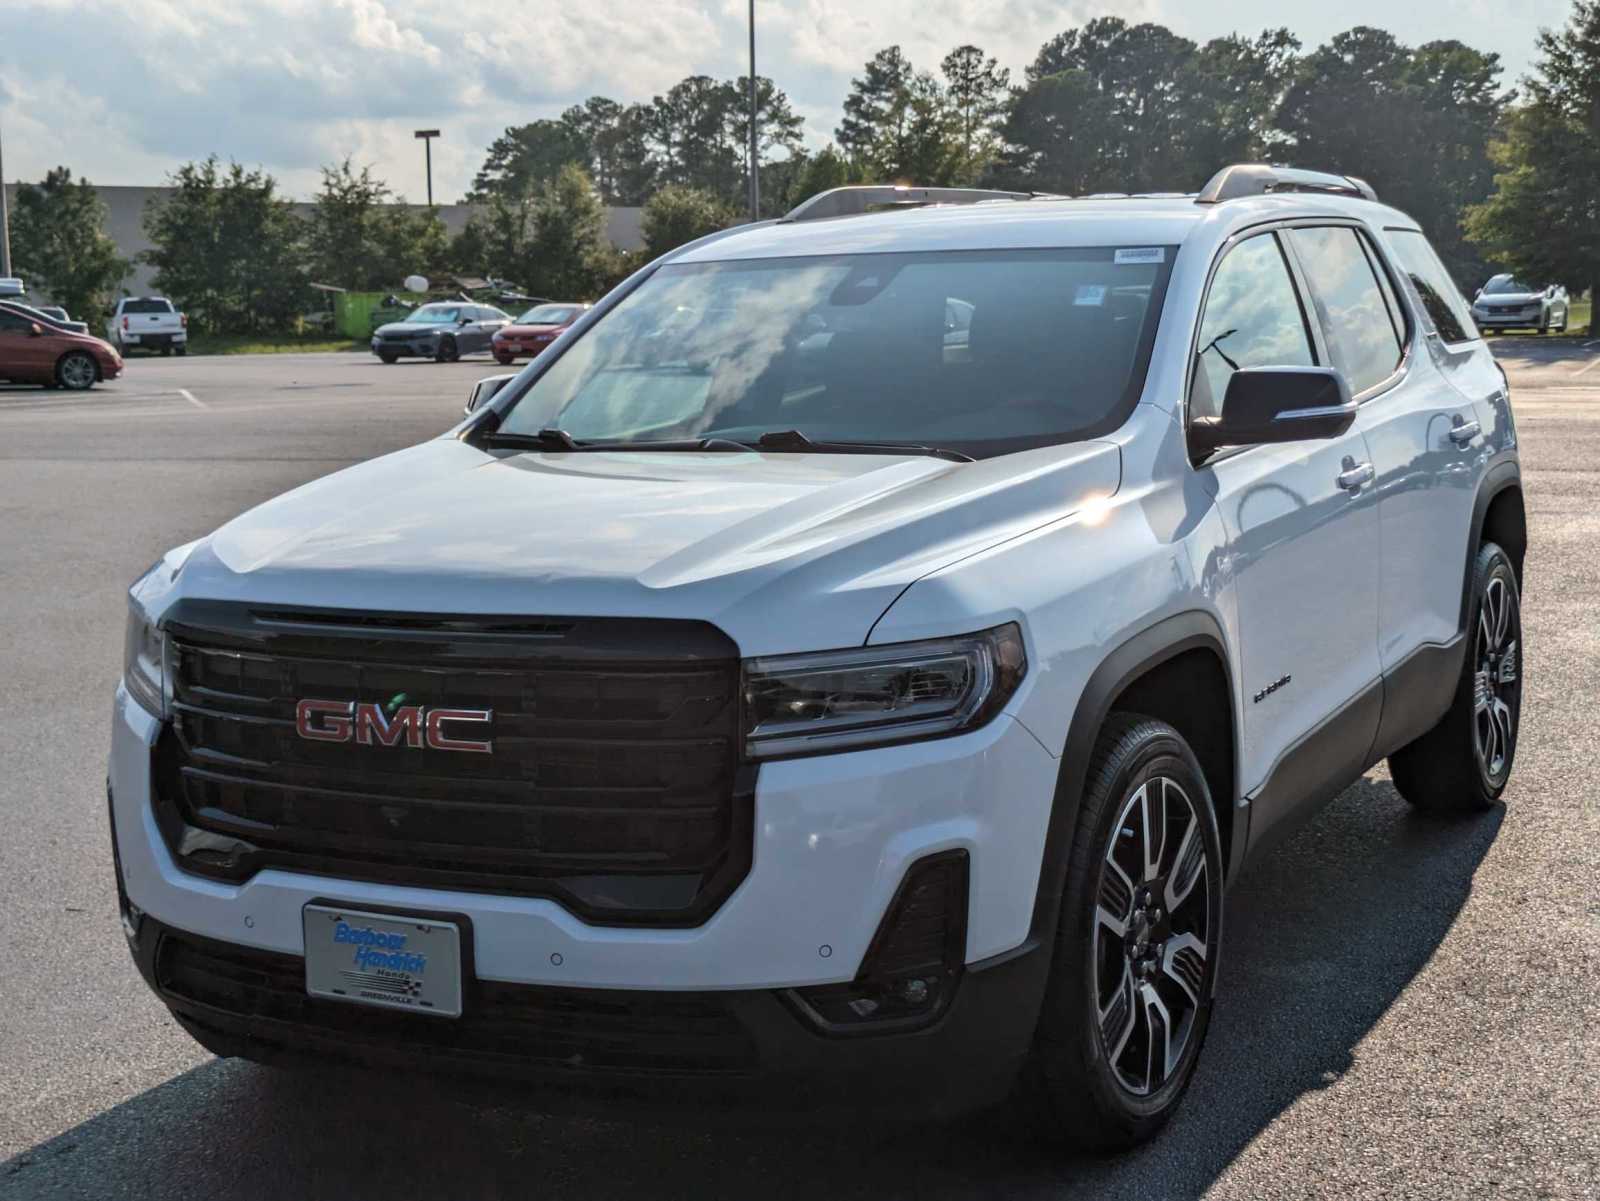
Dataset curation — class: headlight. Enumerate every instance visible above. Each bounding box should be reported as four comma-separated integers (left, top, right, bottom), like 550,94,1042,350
742,624,1026,759
123,598,168,719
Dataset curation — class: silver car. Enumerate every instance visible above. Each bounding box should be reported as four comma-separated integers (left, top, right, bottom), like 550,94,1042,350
1471,274,1569,334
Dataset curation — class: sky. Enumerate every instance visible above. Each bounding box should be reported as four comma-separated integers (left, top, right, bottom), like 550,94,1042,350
0,0,1576,204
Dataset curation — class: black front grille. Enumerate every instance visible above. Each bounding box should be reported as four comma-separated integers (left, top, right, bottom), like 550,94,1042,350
155,601,751,925
156,930,758,1076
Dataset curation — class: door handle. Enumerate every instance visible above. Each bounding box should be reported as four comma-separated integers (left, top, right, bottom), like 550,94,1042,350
1449,417,1481,445
1337,462,1375,491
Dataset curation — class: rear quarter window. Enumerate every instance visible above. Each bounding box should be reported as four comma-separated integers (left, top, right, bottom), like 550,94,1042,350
1384,230,1480,344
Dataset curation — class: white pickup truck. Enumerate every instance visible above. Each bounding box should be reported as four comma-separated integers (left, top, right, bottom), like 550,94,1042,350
108,297,187,356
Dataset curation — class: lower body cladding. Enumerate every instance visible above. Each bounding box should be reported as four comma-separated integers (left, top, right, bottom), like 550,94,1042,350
109,687,1060,1118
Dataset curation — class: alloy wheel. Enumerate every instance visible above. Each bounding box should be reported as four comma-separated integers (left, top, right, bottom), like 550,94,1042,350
59,353,96,390
1093,775,1210,1097
1473,573,1520,783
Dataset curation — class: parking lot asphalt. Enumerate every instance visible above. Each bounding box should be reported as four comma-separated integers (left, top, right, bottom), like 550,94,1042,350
1,341,1597,1199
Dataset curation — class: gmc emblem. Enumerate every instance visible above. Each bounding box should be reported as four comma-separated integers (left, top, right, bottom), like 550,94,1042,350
295,699,493,754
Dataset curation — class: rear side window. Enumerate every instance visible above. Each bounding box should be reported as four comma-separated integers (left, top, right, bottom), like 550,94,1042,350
122,299,173,315
1385,229,1480,344
1191,233,1315,420
0,308,33,333
1286,227,1403,396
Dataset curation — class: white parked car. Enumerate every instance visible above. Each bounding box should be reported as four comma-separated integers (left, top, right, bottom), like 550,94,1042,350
1471,274,1569,333
108,296,187,355
111,167,1524,1150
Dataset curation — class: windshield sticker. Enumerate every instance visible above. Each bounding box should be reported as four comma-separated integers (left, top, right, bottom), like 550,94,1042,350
1114,247,1165,265
1074,284,1108,307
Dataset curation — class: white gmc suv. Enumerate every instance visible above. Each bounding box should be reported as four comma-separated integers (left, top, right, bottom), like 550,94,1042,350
110,166,1525,1150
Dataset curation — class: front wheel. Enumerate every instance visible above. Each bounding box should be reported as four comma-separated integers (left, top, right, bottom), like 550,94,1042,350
56,351,98,391
378,353,399,364
176,345,187,357
494,353,514,366
1024,715,1223,1151
1389,542,1522,812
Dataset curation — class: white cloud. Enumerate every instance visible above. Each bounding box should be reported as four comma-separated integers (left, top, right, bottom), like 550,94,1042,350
0,0,1553,202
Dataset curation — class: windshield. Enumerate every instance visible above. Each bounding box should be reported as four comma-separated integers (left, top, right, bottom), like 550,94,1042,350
408,305,461,324
517,304,578,325
1484,277,1535,295
496,248,1173,458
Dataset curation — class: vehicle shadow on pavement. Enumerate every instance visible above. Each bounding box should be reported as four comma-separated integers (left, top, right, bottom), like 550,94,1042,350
2,777,1502,1201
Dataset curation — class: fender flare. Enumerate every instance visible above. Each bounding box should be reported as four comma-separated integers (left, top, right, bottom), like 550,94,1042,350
1461,458,1523,630
1020,609,1236,955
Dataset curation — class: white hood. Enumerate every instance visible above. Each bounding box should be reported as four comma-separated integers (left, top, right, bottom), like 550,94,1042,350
173,436,1121,655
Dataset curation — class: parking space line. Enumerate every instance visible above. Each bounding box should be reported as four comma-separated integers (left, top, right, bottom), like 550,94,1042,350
179,388,207,409
1573,357,1600,377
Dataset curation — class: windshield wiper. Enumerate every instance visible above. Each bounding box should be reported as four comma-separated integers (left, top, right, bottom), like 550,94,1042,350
480,427,586,451
476,427,971,462
745,429,973,462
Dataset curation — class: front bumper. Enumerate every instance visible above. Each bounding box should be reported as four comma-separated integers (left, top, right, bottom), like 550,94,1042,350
110,684,1059,1114
110,684,1058,990
122,910,1044,1119
371,337,441,357
1473,310,1544,329
494,338,552,357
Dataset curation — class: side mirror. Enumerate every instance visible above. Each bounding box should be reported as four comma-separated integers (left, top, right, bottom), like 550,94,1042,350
1190,367,1356,459
28,322,43,337
464,372,517,416
458,315,472,325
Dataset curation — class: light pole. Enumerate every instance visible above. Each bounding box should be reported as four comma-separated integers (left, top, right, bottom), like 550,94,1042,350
414,129,441,207
747,0,759,222
0,118,12,278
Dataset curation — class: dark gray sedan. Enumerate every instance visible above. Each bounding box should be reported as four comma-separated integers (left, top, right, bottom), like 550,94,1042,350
371,302,511,363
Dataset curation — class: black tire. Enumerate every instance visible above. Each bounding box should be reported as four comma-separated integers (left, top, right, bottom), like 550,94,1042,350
1389,542,1522,812
176,346,187,357
1024,715,1224,1152
161,346,173,357
378,353,399,364
436,336,459,363
56,350,98,391
494,354,514,366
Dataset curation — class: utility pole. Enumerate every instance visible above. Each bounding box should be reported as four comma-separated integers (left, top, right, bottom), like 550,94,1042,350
414,129,441,207
747,0,759,222
0,118,12,278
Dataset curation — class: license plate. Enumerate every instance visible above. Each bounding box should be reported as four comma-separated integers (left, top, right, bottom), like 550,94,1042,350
302,904,462,1017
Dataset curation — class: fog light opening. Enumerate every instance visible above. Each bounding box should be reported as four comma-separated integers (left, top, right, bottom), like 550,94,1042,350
788,850,968,1035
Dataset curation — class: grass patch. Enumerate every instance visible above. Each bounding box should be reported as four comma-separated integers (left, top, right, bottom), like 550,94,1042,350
181,333,366,356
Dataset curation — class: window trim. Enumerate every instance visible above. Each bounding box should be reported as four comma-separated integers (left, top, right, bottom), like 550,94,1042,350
1382,224,1484,350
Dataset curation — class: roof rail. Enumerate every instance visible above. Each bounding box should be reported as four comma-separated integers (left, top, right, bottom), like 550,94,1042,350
782,185,1038,222
1196,164,1378,205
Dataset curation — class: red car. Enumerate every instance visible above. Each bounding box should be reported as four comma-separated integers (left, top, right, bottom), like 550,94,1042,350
491,302,589,365
0,301,123,390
